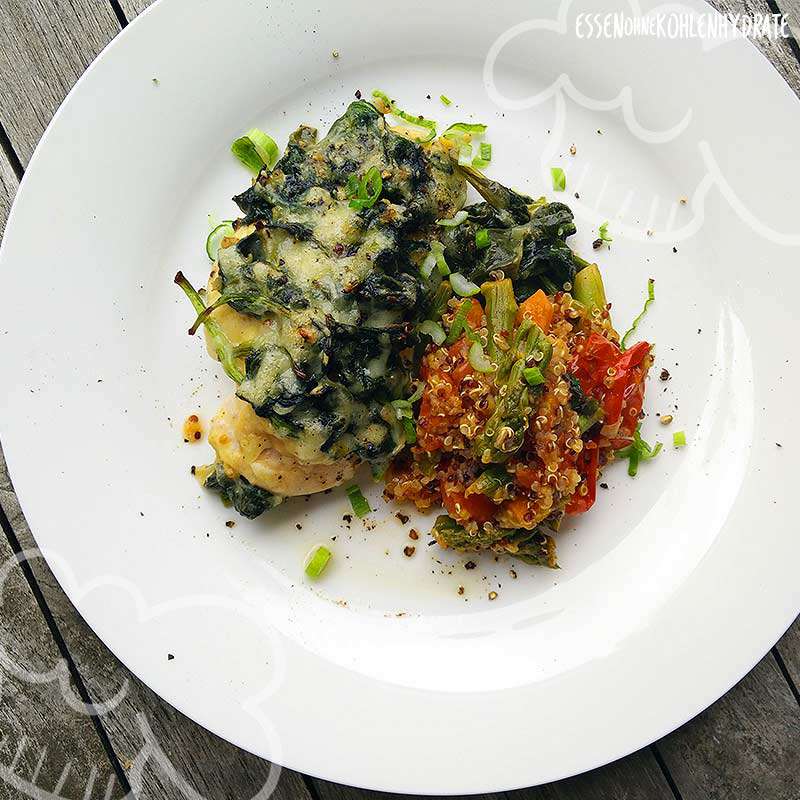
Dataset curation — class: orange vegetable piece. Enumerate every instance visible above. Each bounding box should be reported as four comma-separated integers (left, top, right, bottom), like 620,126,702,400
465,298,484,328
500,496,538,529
515,289,553,330
442,486,495,524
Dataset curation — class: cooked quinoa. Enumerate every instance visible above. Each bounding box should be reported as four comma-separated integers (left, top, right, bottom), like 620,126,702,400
385,277,654,566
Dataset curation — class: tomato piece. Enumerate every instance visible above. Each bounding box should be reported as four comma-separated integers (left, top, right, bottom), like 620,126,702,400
515,289,553,331
570,332,618,394
566,445,599,514
601,341,650,428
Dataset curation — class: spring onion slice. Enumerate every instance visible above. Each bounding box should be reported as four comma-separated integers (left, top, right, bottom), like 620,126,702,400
598,220,613,243
231,128,279,174
457,144,473,166
444,122,487,136
471,141,493,169
345,484,371,517
247,129,279,168
372,89,437,140
621,278,655,350
304,545,332,579
523,366,545,386
419,319,446,345
173,272,244,383
347,166,383,210
615,425,662,477
430,241,450,276
450,272,480,297
440,94,452,105
551,167,566,192
420,252,437,278
206,221,234,260
469,341,493,372
475,228,490,249
436,210,468,227
673,430,687,447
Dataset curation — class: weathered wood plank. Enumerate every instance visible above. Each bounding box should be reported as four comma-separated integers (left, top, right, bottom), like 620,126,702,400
0,151,18,240
313,747,675,800
0,446,312,800
710,0,800,97
656,653,800,800
776,0,800,42
0,0,798,798
775,617,800,692
0,0,121,164
0,2,310,794
0,491,124,797
118,0,153,20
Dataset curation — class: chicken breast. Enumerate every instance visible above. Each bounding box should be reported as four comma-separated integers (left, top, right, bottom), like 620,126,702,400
208,395,356,496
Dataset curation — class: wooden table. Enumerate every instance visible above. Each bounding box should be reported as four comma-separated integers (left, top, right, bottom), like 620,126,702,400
0,1,798,797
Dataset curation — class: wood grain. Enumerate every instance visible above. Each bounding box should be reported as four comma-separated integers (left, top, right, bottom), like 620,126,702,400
776,0,800,42
0,0,121,164
776,617,800,691
0,471,123,797
0,153,18,240
0,0,798,799
0,446,312,800
710,0,800,96
118,0,154,20
657,654,800,800
0,4,309,795
313,747,676,800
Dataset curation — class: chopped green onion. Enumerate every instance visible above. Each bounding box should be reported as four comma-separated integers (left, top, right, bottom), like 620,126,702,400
444,122,487,136
420,252,437,279
436,210,468,227
471,141,493,168
371,90,437,140
440,94,452,105
468,341,493,372
173,272,244,384
419,319,446,345
615,424,662,477
347,166,383,211
457,143,473,166
430,241,450,276
345,484,371,517
304,545,332,579
523,366,545,386
206,221,234,260
673,431,687,447
450,272,480,297
402,417,417,443
231,128,279,175
445,299,473,345
475,228,490,249
598,220,613,243
621,278,655,350
550,167,566,192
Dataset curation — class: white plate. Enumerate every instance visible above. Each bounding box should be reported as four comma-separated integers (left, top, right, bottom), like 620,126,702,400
1,0,799,792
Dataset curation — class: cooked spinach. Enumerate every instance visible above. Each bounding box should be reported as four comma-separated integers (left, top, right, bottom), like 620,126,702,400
204,463,283,518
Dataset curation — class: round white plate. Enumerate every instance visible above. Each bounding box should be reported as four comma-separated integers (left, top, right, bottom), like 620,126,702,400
2,0,799,792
